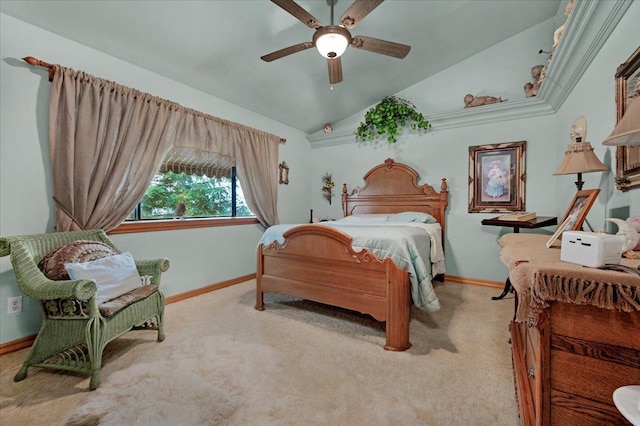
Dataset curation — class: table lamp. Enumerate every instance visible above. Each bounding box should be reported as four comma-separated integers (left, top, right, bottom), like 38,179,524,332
603,95,640,146
554,116,608,191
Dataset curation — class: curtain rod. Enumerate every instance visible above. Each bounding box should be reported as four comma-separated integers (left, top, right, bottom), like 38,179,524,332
23,56,57,81
22,55,287,143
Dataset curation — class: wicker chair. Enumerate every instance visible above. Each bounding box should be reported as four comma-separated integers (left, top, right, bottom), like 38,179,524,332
0,230,169,390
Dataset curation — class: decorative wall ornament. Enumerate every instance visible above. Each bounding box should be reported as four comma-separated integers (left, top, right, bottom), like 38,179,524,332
322,173,335,204
524,64,546,97
463,94,503,108
553,0,577,48
324,123,333,134
468,141,526,213
279,161,289,185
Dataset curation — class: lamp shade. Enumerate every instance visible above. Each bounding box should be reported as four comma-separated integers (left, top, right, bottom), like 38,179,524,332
554,141,608,175
603,96,640,146
313,26,351,59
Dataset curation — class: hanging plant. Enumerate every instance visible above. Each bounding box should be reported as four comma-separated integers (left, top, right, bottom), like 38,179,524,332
355,96,431,143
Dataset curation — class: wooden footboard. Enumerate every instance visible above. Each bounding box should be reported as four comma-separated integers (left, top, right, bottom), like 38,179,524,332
256,225,411,351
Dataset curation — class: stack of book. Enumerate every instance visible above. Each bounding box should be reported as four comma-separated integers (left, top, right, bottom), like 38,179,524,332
497,212,537,221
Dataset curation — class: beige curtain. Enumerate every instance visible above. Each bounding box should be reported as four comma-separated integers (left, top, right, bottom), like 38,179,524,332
171,110,281,226
233,131,280,227
49,66,280,231
49,67,178,232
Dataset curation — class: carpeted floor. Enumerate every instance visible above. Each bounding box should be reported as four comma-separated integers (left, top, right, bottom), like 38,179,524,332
0,280,520,425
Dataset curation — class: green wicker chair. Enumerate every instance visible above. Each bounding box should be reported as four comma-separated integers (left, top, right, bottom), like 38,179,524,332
0,230,169,390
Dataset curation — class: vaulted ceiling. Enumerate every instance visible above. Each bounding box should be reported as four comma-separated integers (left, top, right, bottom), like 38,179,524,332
1,0,561,134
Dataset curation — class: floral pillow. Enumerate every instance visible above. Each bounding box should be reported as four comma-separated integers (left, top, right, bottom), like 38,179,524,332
38,240,119,281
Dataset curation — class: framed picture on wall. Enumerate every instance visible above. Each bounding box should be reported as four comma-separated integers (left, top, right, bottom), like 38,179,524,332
545,189,600,248
613,46,640,192
468,141,526,213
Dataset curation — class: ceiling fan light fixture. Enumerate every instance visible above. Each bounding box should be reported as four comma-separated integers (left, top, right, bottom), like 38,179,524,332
313,26,351,59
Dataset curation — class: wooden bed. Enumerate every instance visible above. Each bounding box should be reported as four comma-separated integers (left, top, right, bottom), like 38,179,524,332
255,158,449,351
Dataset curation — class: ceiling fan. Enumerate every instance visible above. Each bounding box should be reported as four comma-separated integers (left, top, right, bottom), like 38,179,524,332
261,0,411,84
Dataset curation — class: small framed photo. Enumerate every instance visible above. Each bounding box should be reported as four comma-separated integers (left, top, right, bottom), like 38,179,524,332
545,189,600,248
468,141,526,213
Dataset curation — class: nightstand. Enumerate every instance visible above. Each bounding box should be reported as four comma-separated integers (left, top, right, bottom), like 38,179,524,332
482,215,557,300
481,215,557,233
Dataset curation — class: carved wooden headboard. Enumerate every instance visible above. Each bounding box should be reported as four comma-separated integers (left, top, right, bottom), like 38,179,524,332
341,158,449,231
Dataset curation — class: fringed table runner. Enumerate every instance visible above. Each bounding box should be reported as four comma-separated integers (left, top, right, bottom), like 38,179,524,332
498,233,640,323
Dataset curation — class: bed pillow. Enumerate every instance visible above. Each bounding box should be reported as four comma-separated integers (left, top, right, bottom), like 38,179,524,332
388,212,437,224
336,214,391,224
39,240,119,281
65,252,142,304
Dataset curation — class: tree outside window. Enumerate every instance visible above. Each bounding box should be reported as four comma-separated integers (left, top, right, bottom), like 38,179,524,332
128,167,253,221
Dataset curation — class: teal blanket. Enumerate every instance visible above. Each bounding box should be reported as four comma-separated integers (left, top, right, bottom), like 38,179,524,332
259,222,444,313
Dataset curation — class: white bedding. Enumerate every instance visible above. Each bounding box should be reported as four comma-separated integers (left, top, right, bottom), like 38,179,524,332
258,216,445,313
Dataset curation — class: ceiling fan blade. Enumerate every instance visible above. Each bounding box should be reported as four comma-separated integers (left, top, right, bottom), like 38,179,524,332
339,0,384,29
271,0,322,29
328,57,343,84
261,42,314,62
351,36,411,59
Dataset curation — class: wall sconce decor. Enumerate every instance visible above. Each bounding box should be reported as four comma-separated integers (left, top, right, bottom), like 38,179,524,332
279,161,289,185
322,173,335,204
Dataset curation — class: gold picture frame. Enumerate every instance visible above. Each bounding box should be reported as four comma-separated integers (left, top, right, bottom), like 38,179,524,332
613,46,640,192
545,189,600,248
468,141,526,213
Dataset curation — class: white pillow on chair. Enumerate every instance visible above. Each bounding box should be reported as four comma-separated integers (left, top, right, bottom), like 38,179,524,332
65,252,142,304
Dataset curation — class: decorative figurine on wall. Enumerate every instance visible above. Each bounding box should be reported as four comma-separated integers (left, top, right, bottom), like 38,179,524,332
322,173,335,204
324,123,333,134
553,0,577,48
524,64,546,97
279,161,289,185
463,94,503,108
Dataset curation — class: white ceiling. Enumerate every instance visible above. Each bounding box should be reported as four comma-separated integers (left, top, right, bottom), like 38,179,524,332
1,0,561,134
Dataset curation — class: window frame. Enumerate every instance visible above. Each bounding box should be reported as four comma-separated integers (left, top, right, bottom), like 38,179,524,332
109,216,259,234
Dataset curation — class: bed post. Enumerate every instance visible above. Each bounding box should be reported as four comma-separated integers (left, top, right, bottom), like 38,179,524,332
255,245,265,311
341,183,348,216
440,178,449,245
384,264,411,351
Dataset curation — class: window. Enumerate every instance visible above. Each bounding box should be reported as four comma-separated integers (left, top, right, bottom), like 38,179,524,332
111,166,258,234
127,167,252,220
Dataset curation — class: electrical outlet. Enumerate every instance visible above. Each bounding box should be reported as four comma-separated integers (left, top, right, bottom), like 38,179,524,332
8,296,22,314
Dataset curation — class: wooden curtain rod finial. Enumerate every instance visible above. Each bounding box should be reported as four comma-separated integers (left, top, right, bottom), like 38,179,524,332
22,56,57,81
279,138,286,143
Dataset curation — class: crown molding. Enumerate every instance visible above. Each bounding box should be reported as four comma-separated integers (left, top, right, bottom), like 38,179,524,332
540,0,633,109
308,0,632,149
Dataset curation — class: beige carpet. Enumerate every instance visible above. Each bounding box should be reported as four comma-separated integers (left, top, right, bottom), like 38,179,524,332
0,280,519,425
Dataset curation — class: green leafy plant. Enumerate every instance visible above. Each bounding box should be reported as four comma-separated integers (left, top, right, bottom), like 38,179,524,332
355,96,431,143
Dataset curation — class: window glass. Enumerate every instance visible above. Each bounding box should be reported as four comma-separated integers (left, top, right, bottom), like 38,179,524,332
127,168,253,221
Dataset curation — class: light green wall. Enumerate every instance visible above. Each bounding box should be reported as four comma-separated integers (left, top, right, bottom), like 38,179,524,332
0,13,311,343
554,3,640,229
1,2,638,345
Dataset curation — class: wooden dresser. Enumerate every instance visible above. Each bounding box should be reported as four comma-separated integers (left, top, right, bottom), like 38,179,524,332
499,234,640,425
